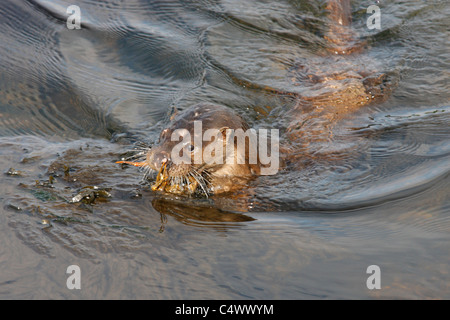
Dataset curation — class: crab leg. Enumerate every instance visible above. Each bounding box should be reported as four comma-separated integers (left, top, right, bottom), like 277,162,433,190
116,161,147,167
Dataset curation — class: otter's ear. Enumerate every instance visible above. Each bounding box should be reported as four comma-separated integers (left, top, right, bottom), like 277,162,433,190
218,127,230,141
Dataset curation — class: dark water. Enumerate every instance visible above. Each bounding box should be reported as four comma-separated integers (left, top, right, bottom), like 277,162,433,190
0,0,449,299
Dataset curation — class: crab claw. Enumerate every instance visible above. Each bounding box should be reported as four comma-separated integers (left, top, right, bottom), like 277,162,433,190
151,160,169,191
116,161,147,167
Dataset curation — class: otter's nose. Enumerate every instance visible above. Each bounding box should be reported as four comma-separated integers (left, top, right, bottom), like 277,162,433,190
147,150,171,171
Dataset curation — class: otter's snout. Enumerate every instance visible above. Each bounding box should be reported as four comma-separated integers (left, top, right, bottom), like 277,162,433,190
147,148,171,171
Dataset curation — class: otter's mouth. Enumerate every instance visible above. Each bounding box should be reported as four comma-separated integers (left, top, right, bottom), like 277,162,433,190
151,160,197,194
116,158,210,196
150,161,210,197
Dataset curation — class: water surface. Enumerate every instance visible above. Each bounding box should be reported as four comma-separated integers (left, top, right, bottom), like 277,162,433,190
0,0,449,299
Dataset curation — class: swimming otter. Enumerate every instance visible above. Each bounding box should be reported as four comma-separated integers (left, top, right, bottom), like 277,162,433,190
117,103,261,196
118,0,395,196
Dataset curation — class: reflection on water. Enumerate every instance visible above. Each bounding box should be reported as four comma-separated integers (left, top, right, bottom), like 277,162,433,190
0,0,449,299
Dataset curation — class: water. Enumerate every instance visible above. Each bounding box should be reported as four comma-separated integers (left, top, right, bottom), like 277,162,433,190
0,0,449,299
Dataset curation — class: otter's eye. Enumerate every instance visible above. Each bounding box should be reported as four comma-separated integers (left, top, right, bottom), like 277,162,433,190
160,128,170,140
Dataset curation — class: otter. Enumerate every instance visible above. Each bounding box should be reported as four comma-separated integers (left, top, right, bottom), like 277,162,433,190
117,0,395,196
117,103,261,196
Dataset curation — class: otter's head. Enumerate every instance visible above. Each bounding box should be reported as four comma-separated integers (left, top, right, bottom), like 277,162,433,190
118,103,260,196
